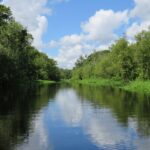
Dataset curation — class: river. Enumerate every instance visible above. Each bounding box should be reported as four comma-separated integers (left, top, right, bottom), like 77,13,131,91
0,84,150,150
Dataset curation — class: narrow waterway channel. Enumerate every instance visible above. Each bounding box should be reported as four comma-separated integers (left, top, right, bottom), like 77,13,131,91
0,84,150,150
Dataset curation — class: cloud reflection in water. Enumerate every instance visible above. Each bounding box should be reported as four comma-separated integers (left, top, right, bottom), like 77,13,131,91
55,89,137,149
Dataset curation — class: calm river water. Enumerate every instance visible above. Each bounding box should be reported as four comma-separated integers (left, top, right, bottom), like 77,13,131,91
0,84,150,150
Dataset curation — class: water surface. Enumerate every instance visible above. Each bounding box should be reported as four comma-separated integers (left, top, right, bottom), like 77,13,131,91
0,84,150,150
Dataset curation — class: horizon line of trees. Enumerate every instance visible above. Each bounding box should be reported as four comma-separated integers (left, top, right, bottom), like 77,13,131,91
72,29,150,81
0,4,61,85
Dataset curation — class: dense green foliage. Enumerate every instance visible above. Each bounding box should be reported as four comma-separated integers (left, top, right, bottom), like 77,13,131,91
0,5,60,85
72,30,150,81
60,69,72,79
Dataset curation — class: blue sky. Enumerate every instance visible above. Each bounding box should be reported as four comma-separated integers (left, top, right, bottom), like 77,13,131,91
3,0,150,68
45,0,134,40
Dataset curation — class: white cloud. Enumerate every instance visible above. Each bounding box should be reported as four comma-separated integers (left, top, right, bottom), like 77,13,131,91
56,43,95,69
127,0,150,39
60,34,85,46
126,21,150,39
31,16,48,50
131,0,150,21
81,10,128,43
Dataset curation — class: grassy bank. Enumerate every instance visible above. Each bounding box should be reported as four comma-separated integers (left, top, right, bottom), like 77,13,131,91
71,78,125,87
70,78,150,94
34,79,150,94
35,80,56,85
124,80,150,94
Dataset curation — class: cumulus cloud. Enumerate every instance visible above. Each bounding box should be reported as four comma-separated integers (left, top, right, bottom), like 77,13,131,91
131,0,150,21
31,16,48,50
81,10,128,43
60,34,85,46
56,42,95,68
127,0,150,39
126,21,150,39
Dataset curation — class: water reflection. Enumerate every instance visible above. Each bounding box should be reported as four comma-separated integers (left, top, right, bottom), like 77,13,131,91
54,88,136,149
56,89,83,126
72,84,150,149
16,112,53,150
0,84,58,150
0,84,150,150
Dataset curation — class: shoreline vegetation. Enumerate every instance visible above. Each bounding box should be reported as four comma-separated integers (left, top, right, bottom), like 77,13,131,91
67,79,150,95
11,78,150,95
35,80,56,85
22,78,150,95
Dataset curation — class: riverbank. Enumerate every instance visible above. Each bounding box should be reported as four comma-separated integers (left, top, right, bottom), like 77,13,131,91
0,80,56,88
35,80,56,85
18,79,150,94
124,80,150,94
69,79,150,94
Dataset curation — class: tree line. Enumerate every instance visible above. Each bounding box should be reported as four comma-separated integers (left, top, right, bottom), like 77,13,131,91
1,4,150,84
0,4,61,85
72,29,150,81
